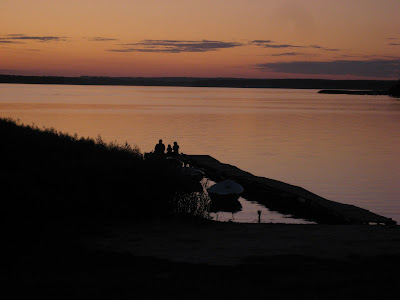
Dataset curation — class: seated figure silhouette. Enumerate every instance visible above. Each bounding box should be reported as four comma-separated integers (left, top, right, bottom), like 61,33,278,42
166,144,172,155
154,139,165,156
172,141,179,156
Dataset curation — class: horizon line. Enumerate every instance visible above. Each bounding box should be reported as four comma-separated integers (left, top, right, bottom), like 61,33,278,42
0,74,398,81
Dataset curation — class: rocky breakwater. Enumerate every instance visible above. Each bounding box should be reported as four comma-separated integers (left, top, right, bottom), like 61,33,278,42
182,155,396,225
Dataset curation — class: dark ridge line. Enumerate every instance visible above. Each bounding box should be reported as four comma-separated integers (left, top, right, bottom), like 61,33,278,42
0,74,397,90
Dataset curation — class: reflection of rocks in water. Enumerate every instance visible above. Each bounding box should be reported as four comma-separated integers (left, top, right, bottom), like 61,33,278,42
209,194,242,213
388,80,400,97
210,196,317,224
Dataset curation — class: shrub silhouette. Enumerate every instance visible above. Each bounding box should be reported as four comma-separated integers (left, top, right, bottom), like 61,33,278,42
388,79,400,97
1,118,207,229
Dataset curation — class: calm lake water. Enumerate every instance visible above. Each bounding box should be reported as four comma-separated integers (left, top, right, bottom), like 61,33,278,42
1,84,399,223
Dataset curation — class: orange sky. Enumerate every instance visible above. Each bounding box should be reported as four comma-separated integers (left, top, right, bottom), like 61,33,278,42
1,0,399,79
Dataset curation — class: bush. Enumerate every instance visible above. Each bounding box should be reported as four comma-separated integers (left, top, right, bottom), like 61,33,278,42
388,80,400,97
0,118,208,227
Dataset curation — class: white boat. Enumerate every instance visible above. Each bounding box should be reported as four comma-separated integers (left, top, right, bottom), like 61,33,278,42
207,179,244,195
207,179,244,212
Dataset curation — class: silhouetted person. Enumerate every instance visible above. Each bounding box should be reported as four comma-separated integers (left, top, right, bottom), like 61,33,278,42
154,139,165,156
173,141,179,156
166,144,172,155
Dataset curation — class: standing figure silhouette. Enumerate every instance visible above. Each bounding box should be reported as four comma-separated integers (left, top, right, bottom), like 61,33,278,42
154,139,165,156
173,141,179,156
166,144,172,155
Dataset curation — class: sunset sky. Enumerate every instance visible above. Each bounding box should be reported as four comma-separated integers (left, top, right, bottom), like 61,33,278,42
1,0,399,79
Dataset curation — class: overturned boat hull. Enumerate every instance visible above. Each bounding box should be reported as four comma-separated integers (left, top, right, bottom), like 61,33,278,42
207,179,244,213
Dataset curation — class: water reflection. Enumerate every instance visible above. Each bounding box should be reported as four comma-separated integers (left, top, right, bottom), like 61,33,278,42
204,179,313,224
210,197,316,224
1,84,399,223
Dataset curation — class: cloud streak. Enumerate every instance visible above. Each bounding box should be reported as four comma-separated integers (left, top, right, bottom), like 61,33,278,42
310,45,340,51
269,52,319,57
251,40,341,51
254,59,400,78
109,39,243,53
0,34,67,43
107,38,341,56
270,52,300,56
263,44,304,49
0,40,22,44
251,40,304,48
88,37,119,42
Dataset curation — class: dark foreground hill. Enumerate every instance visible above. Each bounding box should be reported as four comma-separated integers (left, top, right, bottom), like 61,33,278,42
0,117,197,225
2,117,400,299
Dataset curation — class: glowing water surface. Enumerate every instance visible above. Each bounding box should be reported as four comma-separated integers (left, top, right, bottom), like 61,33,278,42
1,84,399,223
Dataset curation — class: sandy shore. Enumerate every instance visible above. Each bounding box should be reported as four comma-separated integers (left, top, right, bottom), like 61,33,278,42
87,220,400,266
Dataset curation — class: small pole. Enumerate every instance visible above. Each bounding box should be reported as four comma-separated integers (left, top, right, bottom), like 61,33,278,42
257,210,261,223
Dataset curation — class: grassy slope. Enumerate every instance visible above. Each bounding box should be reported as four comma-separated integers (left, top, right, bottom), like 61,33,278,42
1,117,204,225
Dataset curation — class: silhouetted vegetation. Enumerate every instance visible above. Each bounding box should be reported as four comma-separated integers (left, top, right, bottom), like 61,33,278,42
388,79,400,97
1,117,208,230
318,89,388,95
319,79,400,97
2,117,215,297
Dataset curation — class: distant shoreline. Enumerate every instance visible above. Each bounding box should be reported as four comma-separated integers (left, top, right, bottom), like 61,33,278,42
0,74,396,90
318,89,389,95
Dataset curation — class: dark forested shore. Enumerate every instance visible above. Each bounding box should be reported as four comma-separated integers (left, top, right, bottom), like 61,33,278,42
318,89,389,95
319,80,400,97
0,74,397,90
